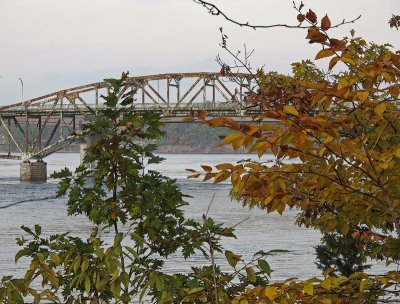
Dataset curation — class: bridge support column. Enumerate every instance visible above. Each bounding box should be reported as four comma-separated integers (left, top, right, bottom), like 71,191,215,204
20,160,47,182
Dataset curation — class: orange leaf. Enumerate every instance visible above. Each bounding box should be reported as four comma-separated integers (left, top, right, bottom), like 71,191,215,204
306,27,327,44
203,173,215,182
315,48,335,60
328,57,340,70
214,171,231,183
215,163,234,170
197,110,207,120
201,165,212,172
181,117,194,123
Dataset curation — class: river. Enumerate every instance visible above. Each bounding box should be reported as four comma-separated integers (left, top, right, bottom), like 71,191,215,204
0,153,388,287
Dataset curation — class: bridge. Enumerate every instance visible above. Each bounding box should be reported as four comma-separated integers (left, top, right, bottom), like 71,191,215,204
0,72,259,181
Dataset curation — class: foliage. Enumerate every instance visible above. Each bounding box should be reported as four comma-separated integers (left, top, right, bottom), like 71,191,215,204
315,229,371,277
189,4,400,303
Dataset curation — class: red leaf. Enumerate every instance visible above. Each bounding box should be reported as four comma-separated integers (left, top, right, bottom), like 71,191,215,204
306,27,327,44
297,14,305,23
329,38,346,51
305,9,317,24
321,15,331,31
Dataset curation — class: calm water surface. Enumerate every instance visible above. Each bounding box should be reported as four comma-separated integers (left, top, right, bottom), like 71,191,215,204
0,153,388,285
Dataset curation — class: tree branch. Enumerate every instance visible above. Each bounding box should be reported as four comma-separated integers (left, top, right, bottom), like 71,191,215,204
193,0,361,30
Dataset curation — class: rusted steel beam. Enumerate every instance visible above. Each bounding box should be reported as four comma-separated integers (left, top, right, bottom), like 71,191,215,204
176,77,202,106
0,72,252,111
45,118,60,148
0,116,23,153
34,98,60,148
147,83,167,104
188,79,211,106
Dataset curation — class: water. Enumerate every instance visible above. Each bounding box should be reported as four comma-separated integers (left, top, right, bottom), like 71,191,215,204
0,153,323,283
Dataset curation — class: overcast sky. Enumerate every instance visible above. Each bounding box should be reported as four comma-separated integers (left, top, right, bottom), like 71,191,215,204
0,0,398,104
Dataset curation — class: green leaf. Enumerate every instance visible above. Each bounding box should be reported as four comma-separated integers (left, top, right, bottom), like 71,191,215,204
34,225,41,236
50,253,61,266
187,287,205,295
258,259,273,277
84,276,91,293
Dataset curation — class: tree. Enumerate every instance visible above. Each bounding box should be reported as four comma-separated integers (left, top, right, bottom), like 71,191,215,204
189,3,400,303
315,229,371,277
0,73,277,304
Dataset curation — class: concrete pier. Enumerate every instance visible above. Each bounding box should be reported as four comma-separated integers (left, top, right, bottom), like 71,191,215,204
20,160,47,181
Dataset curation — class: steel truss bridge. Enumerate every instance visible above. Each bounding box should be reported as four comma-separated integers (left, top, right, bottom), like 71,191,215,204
0,72,259,160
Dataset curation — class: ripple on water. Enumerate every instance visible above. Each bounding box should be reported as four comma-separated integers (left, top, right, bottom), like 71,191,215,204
0,153,391,284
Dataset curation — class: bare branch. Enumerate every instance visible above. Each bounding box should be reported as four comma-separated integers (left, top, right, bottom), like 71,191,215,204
193,0,361,30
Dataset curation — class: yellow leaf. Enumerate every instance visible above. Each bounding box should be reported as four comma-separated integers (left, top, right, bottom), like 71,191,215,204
341,57,355,65
246,267,257,283
324,136,334,144
264,196,273,206
264,286,278,301
315,48,335,60
359,279,371,292
283,105,299,116
374,103,386,118
356,91,369,102
320,279,331,290
223,133,242,144
225,250,242,268
382,72,393,82
232,136,246,151
304,283,314,296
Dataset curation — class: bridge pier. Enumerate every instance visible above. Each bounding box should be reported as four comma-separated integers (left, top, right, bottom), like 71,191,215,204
20,160,47,182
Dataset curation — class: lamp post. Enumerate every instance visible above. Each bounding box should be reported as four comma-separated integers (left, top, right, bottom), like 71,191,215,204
18,77,23,102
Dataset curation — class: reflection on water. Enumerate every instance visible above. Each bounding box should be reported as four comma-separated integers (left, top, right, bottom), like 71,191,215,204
0,153,389,284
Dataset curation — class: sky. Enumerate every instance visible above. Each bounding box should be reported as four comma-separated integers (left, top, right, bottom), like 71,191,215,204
0,0,398,104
